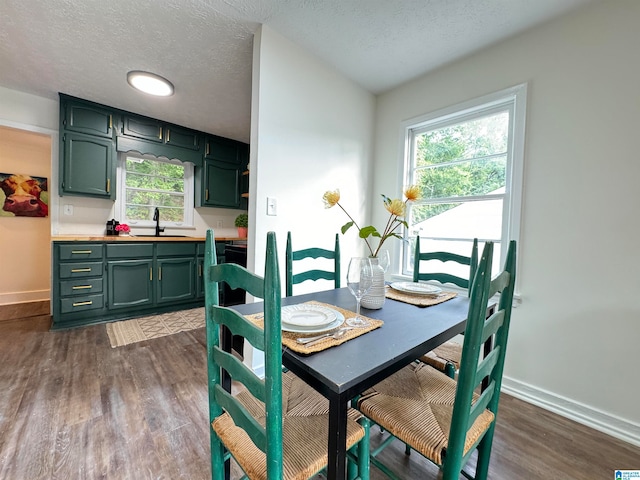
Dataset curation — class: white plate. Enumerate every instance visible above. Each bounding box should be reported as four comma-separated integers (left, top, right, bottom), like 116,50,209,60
281,310,345,334
281,304,337,327
390,281,442,296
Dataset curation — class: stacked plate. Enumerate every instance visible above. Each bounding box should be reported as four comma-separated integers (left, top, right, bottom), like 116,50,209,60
281,304,345,333
389,281,442,297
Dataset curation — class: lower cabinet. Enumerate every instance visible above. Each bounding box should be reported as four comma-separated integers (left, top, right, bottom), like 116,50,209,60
52,240,207,329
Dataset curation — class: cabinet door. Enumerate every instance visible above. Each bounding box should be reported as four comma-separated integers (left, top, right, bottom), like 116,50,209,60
122,115,163,143
202,159,241,208
61,132,114,198
165,125,200,151
204,136,240,164
63,100,114,138
107,259,154,309
156,257,196,304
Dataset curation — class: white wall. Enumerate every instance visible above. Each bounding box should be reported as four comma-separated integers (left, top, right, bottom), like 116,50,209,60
249,26,375,285
374,0,640,444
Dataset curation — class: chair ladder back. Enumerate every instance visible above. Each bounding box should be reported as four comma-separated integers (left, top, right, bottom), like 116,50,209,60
445,242,494,470
286,232,341,296
205,230,284,478
413,237,479,292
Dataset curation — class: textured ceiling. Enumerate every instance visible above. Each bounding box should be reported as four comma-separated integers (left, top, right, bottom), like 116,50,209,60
0,0,596,143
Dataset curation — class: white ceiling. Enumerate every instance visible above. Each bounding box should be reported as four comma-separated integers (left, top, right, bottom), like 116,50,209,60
0,0,596,143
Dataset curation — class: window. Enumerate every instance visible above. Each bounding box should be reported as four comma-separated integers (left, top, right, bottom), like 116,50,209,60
402,85,526,279
116,152,194,228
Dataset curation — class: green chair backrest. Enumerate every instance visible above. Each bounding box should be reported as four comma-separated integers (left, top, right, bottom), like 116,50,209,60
413,237,479,293
444,240,517,478
285,231,341,296
205,229,284,479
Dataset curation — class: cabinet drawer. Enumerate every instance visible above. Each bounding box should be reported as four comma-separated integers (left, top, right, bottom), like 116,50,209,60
60,294,104,314
156,242,196,257
59,262,103,278
106,243,154,259
60,278,103,296
58,244,103,260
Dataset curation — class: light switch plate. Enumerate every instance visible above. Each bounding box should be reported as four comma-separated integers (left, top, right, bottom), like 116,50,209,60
267,197,277,216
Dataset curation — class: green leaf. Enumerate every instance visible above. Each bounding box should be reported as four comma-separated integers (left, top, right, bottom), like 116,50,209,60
359,225,377,238
341,221,354,234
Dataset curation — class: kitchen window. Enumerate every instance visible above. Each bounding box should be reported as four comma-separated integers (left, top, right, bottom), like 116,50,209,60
402,84,526,279
116,152,194,228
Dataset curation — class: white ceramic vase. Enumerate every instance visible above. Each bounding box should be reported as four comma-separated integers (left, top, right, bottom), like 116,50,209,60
361,257,386,310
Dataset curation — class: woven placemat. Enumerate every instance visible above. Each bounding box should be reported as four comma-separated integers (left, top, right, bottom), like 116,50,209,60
385,286,457,307
245,301,383,355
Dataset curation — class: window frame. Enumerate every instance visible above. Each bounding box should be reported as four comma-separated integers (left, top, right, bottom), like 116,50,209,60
116,152,195,229
399,84,527,280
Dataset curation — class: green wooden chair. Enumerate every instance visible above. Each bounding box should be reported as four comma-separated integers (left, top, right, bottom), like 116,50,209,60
356,240,517,480
204,230,369,480
414,237,479,378
285,232,341,297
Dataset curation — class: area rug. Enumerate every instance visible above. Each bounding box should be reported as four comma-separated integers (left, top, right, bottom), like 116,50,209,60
106,307,205,348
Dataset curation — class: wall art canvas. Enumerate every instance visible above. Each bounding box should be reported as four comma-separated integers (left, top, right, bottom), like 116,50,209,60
0,173,49,217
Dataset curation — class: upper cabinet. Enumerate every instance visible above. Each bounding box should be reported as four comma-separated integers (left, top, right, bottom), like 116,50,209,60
63,100,115,138
59,95,116,199
196,135,248,209
58,93,248,210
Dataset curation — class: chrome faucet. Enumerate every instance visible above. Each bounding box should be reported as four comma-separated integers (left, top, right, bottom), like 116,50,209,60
153,207,164,236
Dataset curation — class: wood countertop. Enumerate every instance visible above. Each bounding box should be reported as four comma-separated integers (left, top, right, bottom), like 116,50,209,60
51,235,246,242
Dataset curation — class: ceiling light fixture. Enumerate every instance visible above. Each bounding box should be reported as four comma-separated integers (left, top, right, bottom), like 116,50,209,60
127,71,174,97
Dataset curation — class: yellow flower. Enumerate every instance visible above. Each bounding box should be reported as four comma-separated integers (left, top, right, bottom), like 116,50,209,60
385,199,405,216
322,189,340,208
323,184,419,258
404,185,421,201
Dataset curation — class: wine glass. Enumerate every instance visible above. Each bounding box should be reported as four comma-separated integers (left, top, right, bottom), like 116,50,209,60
346,257,374,327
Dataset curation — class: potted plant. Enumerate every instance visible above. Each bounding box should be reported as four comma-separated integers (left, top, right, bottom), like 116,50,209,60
234,213,248,238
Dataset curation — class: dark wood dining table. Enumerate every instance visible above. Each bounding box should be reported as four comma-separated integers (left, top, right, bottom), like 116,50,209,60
229,287,470,480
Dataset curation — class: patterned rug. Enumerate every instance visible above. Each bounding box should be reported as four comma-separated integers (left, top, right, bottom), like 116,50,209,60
106,307,205,348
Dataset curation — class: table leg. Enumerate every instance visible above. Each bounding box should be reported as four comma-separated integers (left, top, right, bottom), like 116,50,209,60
327,397,348,480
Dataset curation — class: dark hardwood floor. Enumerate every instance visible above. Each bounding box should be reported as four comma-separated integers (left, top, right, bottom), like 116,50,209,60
1,315,638,479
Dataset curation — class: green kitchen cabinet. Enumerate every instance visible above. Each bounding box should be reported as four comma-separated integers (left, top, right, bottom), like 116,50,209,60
62,98,115,138
164,125,200,151
107,259,155,310
121,115,163,143
60,132,115,198
196,158,242,208
156,257,196,303
204,135,241,164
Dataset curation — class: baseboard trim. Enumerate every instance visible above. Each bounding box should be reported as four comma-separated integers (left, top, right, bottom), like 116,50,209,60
0,300,51,322
502,376,640,447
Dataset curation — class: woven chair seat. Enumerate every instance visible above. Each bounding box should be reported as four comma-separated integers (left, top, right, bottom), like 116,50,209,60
357,362,494,465
419,340,462,372
213,371,365,480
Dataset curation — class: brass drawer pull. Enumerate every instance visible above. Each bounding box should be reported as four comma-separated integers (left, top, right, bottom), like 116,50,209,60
158,267,162,281
198,264,202,276
72,301,93,307
159,126,163,140
166,129,170,142
71,268,92,273
106,178,111,193
72,285,92,290
71,250,92,254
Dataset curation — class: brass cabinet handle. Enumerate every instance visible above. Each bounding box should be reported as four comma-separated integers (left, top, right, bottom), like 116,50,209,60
71,268,92,273
150,268,153,281
71,250,92,254
205,189,209,201
166,129,170,142
158,267,162,281
159,126,163,140
109,115,112,130
198,264,202,276
73,301,93,307
72,285,92,290
106,178,111,193
206,143,210,156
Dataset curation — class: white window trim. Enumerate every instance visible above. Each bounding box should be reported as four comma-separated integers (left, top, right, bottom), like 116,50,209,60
396,83,527,289
116,152,195,229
